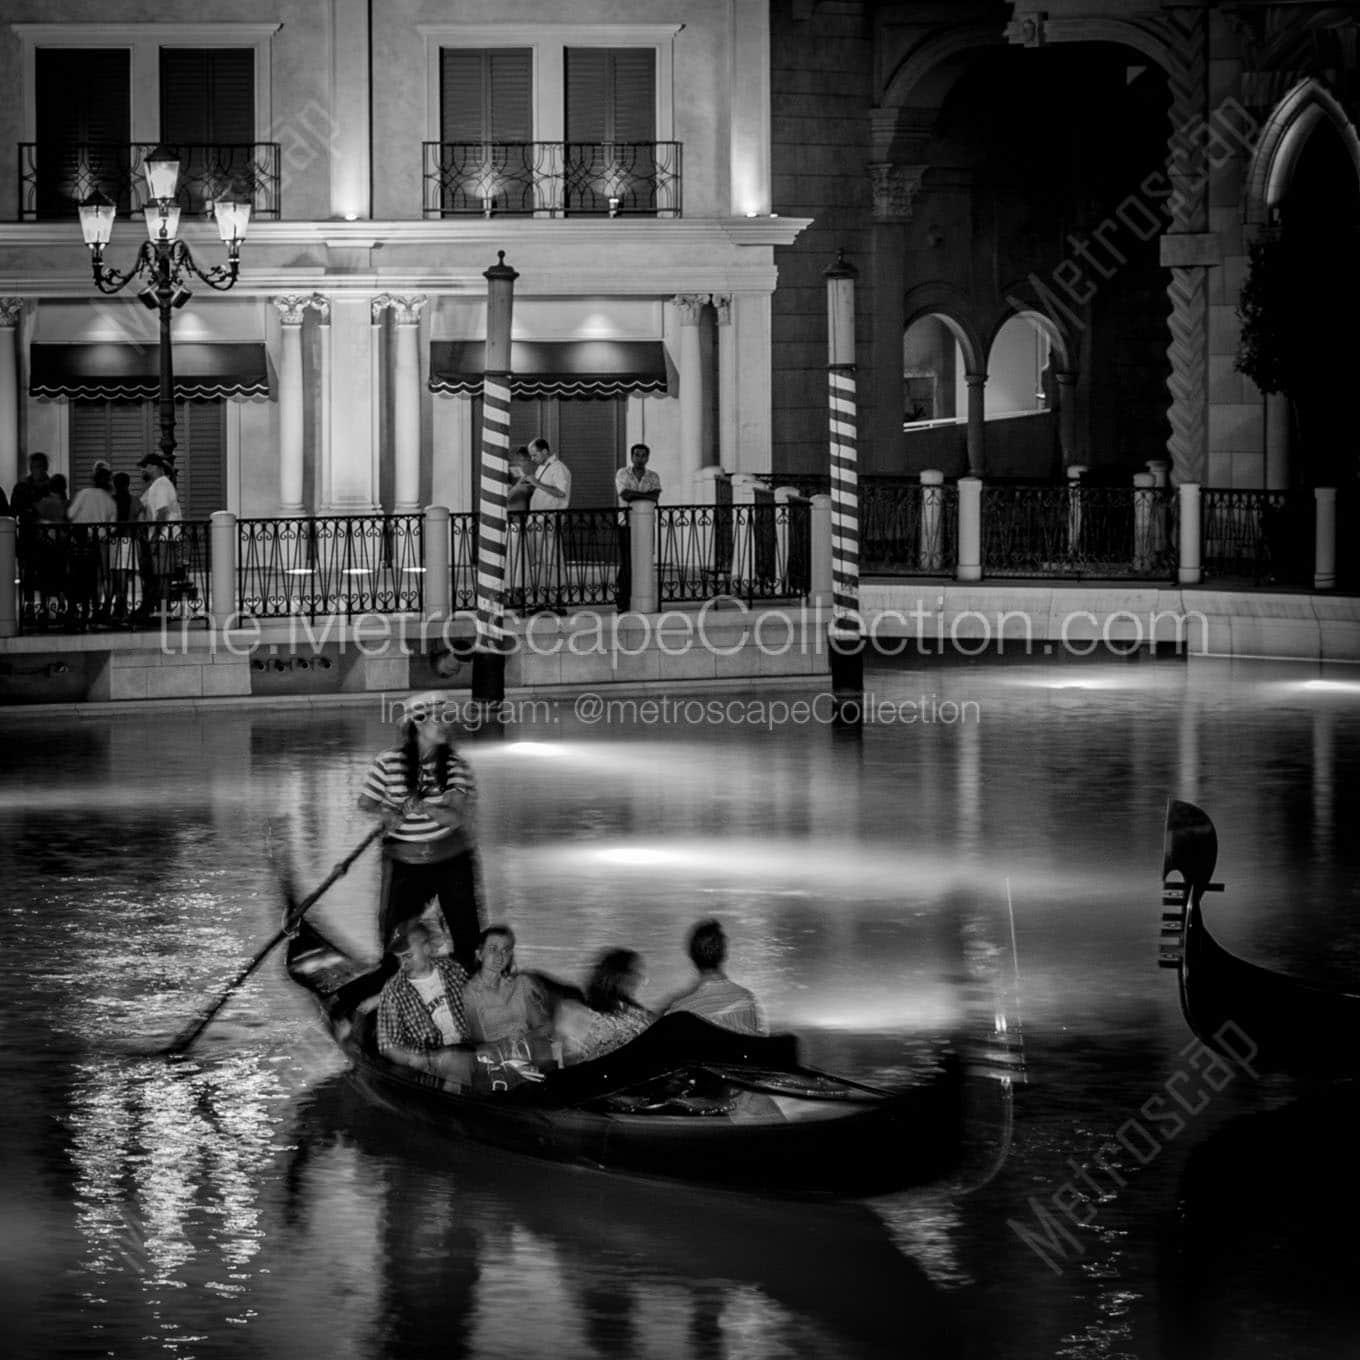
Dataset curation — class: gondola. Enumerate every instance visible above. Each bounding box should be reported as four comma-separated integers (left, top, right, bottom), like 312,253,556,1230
284,917,968,1197
1159,798,1360,1081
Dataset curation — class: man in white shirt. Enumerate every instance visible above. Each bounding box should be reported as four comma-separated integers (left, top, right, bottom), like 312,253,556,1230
136,451,182,619
524,438,571,604
614,442,661,611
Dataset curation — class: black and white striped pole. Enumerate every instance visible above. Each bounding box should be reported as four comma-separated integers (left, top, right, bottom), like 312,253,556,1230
472,252,518,703
825,250,863,724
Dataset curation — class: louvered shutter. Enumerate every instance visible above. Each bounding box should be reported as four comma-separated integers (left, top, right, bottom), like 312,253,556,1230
160,49,254,143
440,50,485,143
557,400,623,510
610,50,655,142
565,49,609,142
442,49,531,141
487,51,532,140
566,49,654,142
176,401,227,519
35,49,130,216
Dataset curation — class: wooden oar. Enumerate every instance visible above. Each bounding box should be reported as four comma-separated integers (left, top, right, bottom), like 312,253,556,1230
163,824,384,1057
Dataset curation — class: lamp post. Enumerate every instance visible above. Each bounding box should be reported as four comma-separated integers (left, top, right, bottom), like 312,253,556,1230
78,147,251,466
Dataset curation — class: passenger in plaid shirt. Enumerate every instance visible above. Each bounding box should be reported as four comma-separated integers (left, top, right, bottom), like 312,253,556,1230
377,919,474,1083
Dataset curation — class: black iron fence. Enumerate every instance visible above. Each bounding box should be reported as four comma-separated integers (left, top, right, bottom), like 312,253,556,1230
657,501,810,605
422,141,682,217
19,142,282,220
15,520,209,632
1201,489,1313,585
238,516,424,620
861,479,958,575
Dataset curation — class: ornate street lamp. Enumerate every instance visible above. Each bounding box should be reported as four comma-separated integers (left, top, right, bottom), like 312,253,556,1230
78,146,251,465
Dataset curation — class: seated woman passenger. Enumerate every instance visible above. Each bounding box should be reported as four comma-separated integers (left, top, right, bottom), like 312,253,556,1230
461,925,553,1055
557,948,653,1065
376,918,474,1084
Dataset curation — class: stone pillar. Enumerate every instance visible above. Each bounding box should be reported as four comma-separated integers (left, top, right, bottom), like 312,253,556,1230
675,294,708,491
965,373,987,477
630,499,658,613
956,476,982,582
1315,487,1337,591
424,503,451,620
0,300,21,496
713,294,738,473
1066,464,1087,557
810,493,833,609
1146,459,1170,488
1266,393,1290,491
209,510,237,630
1133,473,1156,574
0,516,15,638
1177,482,1202,586
310,293,332,510
273,294,308,516
387,295,427,513
1056,371,1078,473
919,469,945,571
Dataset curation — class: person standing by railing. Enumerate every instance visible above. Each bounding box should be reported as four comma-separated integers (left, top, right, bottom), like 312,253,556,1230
135,452,181,621
614,442,661,611
67,461,116,625
523,437,571,609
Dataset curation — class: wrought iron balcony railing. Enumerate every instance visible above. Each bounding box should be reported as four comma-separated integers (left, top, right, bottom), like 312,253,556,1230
422,141,682,218
18,142,282,221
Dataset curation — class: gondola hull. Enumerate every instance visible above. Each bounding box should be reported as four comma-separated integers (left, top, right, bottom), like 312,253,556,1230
286,919,965,1196
1161,799,1360,1081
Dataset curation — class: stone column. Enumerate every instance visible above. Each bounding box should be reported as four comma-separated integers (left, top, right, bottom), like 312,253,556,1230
424,503,451,621
629,499,658,614
209,510,237,630
1177,482,1202,586
386,294,427,513
309,293,332,510
810,493,833,609
1315,487,1336,591
1265,393,1290,491
1056,371,1078,473
675,294,708,490
965,373,987,477
956,476,982,582
0,300,21,496
272,294,309,516
713,294,738,473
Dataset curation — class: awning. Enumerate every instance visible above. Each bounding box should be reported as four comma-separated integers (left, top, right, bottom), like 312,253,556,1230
429,340,669,399
29,343,271,401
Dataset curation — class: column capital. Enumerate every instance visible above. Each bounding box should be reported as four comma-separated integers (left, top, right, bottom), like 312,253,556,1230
868,163,927,222
965,372,987,387
373,293,428,325
0,298,25,328
711,294,733,326
273,293,310,325
673,294,709,325
307,292,331,323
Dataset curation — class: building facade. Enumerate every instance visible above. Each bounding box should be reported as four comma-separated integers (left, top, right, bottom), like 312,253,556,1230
0,0,807,517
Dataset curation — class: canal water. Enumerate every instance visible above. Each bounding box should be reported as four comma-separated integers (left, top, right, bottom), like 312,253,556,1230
2,655,1357,1360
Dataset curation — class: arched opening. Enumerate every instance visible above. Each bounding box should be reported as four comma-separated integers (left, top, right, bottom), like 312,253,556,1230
902,313,966,426
985,315,1051,419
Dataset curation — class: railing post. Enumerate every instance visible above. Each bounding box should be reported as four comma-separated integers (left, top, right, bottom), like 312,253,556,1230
919,469,945,571
1065,464,1086,557
692,466,729,592
0,517,16,638
209,510,237,630
1133,473,1155,574
956,477,983,582
1177,482,1202,585
774,485,798,594
810,494,834,607
424,504,451,621
1314,486,1337,591
630,499,658,613
732,473,767,594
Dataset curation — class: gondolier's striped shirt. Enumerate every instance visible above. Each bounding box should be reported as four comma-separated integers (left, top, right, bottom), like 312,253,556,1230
362,747,475,845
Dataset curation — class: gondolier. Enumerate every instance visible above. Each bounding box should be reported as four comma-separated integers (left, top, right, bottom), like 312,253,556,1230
359,691,483,966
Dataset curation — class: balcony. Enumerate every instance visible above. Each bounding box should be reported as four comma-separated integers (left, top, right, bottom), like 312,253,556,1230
18,142,282,221
421,141,682,218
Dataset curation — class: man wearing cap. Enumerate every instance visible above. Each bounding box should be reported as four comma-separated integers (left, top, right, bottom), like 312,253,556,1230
358,691,483,967
136,451,182,619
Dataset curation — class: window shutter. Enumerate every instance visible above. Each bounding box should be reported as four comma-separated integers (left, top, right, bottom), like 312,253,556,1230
160,49,254,143
565,49,609,143
611,49,655,142
488,51,532,141
36,50,131,216
557,399,624,509
440,50,485,143
176,401,226,519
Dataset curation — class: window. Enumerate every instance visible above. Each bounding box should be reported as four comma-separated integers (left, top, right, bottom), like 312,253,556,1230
565,48,657,214
71,399,226,521
160,48,255,214
438,48,533,215
34,48,130,218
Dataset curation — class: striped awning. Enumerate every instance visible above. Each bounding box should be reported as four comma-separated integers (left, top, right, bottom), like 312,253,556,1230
429,340,669,399
29,343,271,401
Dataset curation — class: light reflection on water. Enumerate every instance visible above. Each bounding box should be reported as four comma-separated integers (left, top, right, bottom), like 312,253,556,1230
1,656,1358,1359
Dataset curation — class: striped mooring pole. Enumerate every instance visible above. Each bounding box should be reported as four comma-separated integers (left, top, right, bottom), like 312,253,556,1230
825,250,863,724
472,251,518,704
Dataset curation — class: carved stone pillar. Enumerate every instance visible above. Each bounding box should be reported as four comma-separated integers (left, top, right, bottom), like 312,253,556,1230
674,294,708,490
965,373,987,477
309,294,332,511
378,294,428,513
0,300,22,497
713,294,738,472
272,294,309,515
